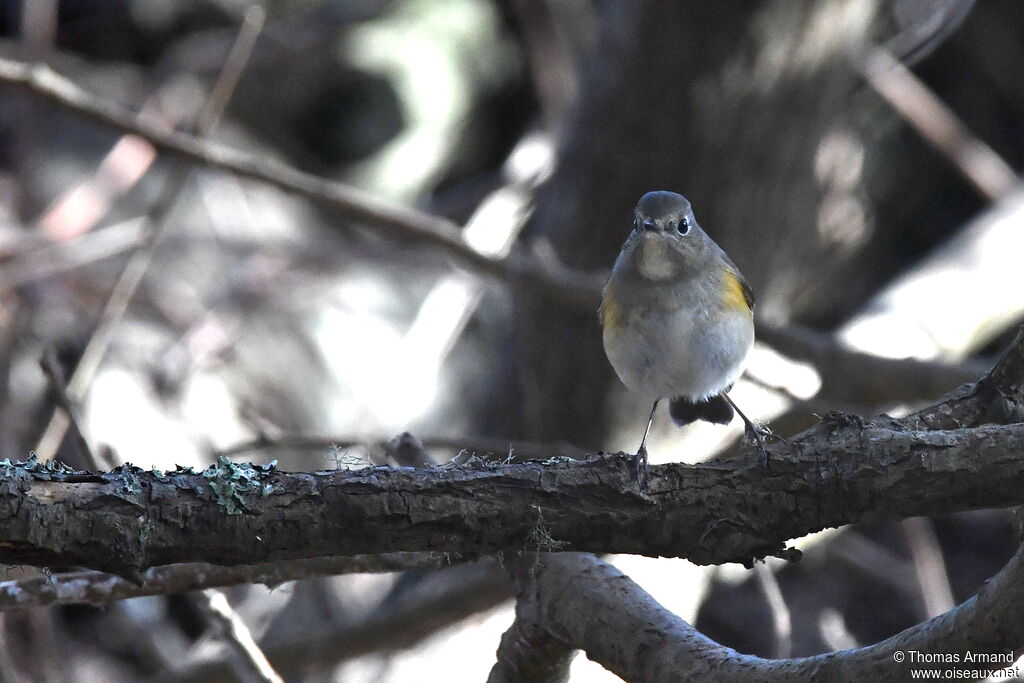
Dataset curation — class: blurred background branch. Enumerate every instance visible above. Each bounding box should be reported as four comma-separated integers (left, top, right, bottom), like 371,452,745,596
0,0,1022,680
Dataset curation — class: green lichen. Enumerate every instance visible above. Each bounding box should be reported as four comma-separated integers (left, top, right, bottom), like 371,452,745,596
202,456,277,515
0,452,75,481
138,519,155,545
112,464,143,495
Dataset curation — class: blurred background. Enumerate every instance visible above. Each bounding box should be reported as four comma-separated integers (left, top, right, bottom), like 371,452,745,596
0,0,1023,680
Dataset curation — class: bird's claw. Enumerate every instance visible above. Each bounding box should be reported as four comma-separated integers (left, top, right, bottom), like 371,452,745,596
635,445,648,491
742,422,774,472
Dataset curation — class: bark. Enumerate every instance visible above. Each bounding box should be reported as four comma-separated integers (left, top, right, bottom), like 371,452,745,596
488,559,577,683
0,554,453,610
513,548,1024,682
0,419,1021,577
0,328,1017,578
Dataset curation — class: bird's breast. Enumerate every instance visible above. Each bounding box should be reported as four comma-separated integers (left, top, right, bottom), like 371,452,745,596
603,294,753,400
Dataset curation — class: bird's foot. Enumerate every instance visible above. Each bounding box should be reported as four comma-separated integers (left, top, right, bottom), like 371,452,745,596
634,445,648,491
742,421,777,471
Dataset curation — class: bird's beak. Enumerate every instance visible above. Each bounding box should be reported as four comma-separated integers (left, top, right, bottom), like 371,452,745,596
641,219,658,232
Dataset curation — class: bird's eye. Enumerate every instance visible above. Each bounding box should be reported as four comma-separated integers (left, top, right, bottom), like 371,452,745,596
677,217,690,235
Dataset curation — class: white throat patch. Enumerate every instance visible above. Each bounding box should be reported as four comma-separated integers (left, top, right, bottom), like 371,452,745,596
636,237,679,281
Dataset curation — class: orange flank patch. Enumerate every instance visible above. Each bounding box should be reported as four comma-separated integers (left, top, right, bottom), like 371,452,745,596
600,285,625,330
721,270,753,315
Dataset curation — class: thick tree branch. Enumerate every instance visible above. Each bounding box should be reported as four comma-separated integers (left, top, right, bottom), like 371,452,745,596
904,325,1024,429
488,554,579,683
2,417,1023,577
514,549,1024,682
0,329,1020,578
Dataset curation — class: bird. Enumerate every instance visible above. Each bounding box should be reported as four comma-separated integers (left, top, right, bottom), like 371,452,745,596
600,191,762,487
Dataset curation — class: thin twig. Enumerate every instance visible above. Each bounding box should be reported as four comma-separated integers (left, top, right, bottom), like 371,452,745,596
0,54,605,307
753,562,792,659
18,0,58,56
37,346,95,469
165,560,510,683
0,59,497,279
858,46,1017,201
0,48,1011,431
901,517,956,620
189,590,283,683
0,218,146,289
0,553,456,611
33,99,165,242
31,6,266,461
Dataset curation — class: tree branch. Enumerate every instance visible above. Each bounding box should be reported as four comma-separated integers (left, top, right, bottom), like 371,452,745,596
166,559,511,682
488,554,579,683
0,55,992,413
755,322,986,408
0,553,453,611
1,328,1022,580
904,325,1024,430
0,56,522,292
189,589,283,683
0,420,1021,577
512,546,1024,681
31,5,264,462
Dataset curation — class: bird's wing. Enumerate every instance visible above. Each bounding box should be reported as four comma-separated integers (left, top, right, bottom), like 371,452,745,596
722,253,755,311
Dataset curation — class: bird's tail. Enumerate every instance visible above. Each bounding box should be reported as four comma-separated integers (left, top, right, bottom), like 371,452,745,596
668,394,734,427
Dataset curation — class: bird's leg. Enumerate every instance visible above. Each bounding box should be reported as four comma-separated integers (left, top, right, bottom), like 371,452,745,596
723,393,772,469
634,399,658,489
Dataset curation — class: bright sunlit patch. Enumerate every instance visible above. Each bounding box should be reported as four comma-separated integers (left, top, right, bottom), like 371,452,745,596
332,272,403,317
463,188,531,257
341,602,517,683
181,372,250,451
314,304,407,431
312,273,455,432
817,193,868,252
86,368,201,468
841,189,1024,360
746,342,822,400
404,276,478,360
610,555,714,623
504,130,554,184
342,0,508,201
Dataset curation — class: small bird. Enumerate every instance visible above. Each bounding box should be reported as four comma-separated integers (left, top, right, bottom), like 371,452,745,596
600,191,761,486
